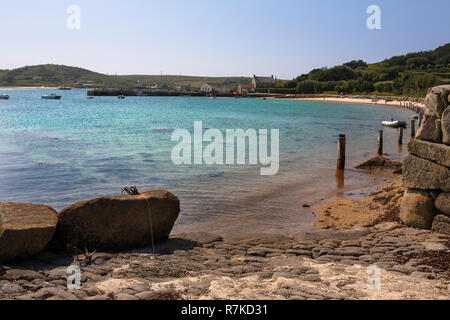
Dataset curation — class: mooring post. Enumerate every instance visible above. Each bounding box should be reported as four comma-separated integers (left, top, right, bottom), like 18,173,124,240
398,127,404,145
411,119,416,137
377,130,383,156
337,134,346,171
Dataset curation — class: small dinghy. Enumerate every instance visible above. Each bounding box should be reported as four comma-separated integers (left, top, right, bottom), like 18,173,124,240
118,95,125,99
382,117,407,128
0,94,9,100
42,94,62,100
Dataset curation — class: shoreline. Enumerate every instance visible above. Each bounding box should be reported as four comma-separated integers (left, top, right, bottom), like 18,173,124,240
273,96,426,111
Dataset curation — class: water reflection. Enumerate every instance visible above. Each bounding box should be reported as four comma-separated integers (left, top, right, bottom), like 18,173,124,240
335,169,345,189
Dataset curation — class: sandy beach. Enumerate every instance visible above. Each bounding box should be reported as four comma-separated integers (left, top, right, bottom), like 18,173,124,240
289,96,426,110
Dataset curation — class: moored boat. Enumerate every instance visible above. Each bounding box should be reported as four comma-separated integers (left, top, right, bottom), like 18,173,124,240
382,117,407,128
118,95,125,99
42,94,62,100
58,86,72,90
0,94,9,100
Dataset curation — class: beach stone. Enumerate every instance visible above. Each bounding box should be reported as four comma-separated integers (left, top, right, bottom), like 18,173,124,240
442,106,450,145
431,215,450,236
32,287,79,300
408,139,450,167
0,281,26,295
435,193,450,216
48,190,180,252
399,189,435,229
178,232,222,244
0,202,57,263
402,155,450,192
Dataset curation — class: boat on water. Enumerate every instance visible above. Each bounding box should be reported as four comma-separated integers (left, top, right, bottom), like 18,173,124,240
87,96,94,100
382,117,407,128
58,86,72,90
118,95,125,99
0,94,9,100
42,94,62,100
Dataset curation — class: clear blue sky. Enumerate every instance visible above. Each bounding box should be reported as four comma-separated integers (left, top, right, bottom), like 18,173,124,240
1,0,449,79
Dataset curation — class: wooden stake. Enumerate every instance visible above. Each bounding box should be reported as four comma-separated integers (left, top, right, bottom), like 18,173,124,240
377,130,383,156
411,119,416,137
398,127,404,145
337,134,346,170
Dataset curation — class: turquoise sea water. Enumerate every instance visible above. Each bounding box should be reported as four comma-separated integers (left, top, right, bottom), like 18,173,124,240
0,89,413,233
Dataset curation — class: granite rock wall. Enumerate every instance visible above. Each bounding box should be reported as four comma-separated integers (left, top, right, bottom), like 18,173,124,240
400,85,450,235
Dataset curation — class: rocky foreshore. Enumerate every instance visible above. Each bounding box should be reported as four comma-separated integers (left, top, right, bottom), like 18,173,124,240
0,221,449,300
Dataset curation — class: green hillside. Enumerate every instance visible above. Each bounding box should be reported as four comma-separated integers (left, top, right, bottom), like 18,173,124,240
0,64,251,89
277,43,450,97
2,43,449,95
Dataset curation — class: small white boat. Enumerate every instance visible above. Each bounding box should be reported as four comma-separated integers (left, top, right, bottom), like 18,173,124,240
42,94,62,100
0,94,9,100
382,117,407,128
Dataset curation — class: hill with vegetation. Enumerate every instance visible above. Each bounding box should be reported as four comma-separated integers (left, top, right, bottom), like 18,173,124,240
2,43,449,96
275,43,450,97
0,65,251,89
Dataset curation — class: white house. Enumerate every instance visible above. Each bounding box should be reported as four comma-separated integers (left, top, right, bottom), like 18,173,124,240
200,83,231,95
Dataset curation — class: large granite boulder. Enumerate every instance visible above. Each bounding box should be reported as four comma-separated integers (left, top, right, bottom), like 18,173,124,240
402,155,450,192
399,189,435,229
424,85,450,118
407,139,450,167
48,190,180,252
435,193,450,216
431,214,450,236
416,114,442,143
442,106,450,145
0,202,57,263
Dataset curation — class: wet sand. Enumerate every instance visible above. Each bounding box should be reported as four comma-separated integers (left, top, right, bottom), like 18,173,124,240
173,166,401,236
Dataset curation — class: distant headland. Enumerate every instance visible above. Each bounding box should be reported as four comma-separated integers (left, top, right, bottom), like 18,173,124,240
1,43,449,98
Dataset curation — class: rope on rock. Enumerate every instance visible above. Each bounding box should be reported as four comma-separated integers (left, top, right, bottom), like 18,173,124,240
121,186,155,254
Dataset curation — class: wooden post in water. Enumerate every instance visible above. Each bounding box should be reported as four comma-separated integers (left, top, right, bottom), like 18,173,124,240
411,119,416,138
377,130,383,156
337,134,346,171
398,127,404,145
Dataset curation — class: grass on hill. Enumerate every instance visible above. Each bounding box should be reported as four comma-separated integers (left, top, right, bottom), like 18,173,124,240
0,65,251,90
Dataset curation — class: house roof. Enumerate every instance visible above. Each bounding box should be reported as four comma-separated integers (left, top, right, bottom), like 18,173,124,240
253,76,275,84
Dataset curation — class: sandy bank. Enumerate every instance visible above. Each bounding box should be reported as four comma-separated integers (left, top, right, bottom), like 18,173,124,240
315,179,405,230
283,96,426,110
